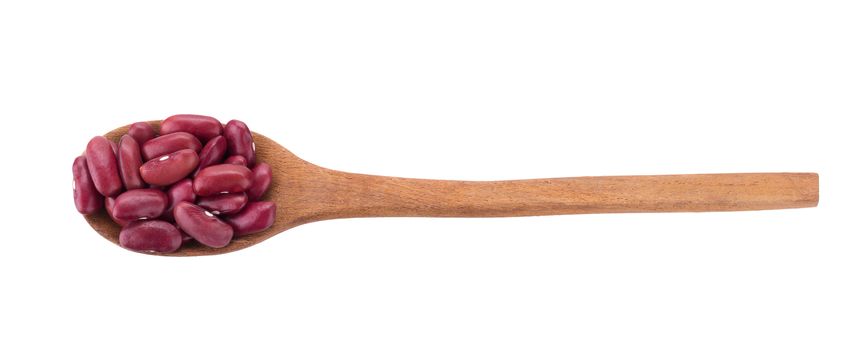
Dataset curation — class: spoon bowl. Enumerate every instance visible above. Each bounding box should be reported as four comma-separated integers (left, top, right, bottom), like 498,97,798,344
85,121,819,257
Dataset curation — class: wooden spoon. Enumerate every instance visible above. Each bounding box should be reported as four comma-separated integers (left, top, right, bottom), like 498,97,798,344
85,121,819,256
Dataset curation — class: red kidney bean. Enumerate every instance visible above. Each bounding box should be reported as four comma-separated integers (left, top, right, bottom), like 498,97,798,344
86,136,123,197
224,119,255,167
224,201,276,236
72,156,103,214
117,135,145,190
194,135,227,176
193,164,253,196
141,132,202,160
247,162,272,200
119,220,182,253
109,139,118,156
140,149,199,186
174,202,233,248
160,114,223,143
105,196,131,226
223,155,247,166
197,192,247,215
164,178,195,221
128,122,156,145
112,189,169,220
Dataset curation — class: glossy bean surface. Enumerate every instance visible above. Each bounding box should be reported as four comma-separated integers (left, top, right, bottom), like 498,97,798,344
164,178,195,220
174,202,234,248
86,136,123,197
141,132,202,160
225,201,276,236
223,155,247,166
128,122,156,145
140,149,199,186
160,114,223,142
119,220,182,253
112,189,169,220
197,192,248,215
118,135,145,190
247,163,272,200
194,135,227,176
193,164,253,196
72,156,103,214
224,119,255,166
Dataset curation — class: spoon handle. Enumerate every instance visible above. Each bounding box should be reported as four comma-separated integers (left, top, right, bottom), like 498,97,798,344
306,172,818,219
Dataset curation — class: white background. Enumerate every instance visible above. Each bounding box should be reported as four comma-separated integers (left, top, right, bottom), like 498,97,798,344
1,1,854,349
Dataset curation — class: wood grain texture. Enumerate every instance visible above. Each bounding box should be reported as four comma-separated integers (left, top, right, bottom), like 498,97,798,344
84,121,819,256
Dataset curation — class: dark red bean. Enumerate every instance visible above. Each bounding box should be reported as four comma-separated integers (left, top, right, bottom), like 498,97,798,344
140,149,200,186
224,201,276,236
105,197,131,226
141,132,202,160
194,135,227,176
224,120,255,167
223,155,247,166
193,164,253,196
164,178,195,221
72,156,103,214
174,202,233,248
112,189,168,220
128,122,156,145
197,192,247,215
119,220,182,253
247,163,272,201
118,135,145,190
160,114,223,143
86,136,123,197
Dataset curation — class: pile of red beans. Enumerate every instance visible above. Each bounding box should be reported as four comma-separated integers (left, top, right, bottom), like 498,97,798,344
72,115,276,253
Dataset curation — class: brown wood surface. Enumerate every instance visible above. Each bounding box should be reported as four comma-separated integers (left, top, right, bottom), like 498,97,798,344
85,121,819,256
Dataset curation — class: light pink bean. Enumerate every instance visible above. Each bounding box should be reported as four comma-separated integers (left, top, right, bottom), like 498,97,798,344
86,136,123,197
174,202,234,248
72,156,103,214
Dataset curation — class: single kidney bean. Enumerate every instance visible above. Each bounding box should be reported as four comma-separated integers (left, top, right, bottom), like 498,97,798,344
247,162,272,201
86,136,123,197
193,164,253,196
223,155,247,166
105,196,131,226
118,135,145,190
197,192,247,215
141,132,202,160
72,156,103,214
128,122,157,145
174,202,234,248
112,189,169,220
164,178,195,221
194,135,227,176
224,119,255,167
140,149,199,186
119,220,183,253
160,114,223,143
224,201,276,236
